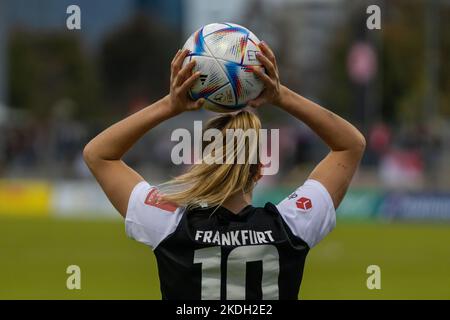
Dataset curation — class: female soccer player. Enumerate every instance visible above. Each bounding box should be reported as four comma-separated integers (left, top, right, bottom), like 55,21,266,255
83,42,365,300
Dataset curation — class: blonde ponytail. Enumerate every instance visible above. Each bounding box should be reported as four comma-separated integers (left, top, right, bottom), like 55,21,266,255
160,110,262,209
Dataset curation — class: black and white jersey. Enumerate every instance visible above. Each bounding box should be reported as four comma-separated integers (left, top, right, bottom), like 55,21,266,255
125,179,335,300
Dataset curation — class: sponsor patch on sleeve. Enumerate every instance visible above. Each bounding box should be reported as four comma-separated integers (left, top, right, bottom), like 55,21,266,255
144,188,178,212
295,197,313,212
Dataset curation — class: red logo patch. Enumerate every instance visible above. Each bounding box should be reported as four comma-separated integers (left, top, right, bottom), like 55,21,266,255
144,188,178,212
296,197,312,211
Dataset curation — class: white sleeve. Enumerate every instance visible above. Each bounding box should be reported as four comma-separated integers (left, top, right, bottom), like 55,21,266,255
276,179,336,248
125,181,184,250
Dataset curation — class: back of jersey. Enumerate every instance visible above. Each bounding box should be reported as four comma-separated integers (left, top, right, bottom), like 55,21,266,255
125,179,336,300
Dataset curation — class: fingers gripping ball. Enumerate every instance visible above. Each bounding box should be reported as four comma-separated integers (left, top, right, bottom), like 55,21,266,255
182,23,265,113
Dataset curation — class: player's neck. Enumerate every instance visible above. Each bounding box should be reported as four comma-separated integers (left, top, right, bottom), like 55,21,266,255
221,191,252,214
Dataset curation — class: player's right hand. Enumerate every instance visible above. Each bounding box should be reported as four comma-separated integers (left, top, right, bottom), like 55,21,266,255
248,41,282,108
168,49,205,114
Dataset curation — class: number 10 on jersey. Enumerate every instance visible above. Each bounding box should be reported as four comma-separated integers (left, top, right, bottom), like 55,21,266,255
194,244,280,299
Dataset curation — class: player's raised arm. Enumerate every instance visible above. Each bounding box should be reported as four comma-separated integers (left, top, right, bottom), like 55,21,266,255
83,49,204,217
278,90,365,209
251,42,365,209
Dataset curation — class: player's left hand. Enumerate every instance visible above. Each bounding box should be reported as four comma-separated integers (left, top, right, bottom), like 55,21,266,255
248,41,282,108
168,48,205,114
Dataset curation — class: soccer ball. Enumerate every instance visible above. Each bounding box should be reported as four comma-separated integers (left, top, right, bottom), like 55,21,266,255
182,23,265,113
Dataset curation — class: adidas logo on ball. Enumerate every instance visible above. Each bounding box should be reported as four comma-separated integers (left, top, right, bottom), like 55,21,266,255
199,74,208,85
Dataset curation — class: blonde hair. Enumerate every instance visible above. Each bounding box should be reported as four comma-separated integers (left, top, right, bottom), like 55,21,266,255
160,110,262,210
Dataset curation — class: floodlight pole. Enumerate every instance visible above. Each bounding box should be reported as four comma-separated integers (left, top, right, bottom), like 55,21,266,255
0,0,7,105
424,0,439,124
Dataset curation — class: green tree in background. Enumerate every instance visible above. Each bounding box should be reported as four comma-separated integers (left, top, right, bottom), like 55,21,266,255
8,31,101,119
325,0,450,125
99,15,179,113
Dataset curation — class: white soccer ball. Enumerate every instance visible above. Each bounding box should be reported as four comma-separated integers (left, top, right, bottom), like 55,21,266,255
182,23,265,113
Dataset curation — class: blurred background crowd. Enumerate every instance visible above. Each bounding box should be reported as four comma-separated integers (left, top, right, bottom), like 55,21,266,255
0,0,449,191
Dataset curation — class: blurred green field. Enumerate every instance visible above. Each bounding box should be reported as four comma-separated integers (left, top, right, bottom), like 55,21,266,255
0,216,449,299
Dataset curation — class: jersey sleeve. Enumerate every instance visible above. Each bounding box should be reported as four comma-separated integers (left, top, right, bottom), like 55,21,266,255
276,179,336,248
125,181,184,250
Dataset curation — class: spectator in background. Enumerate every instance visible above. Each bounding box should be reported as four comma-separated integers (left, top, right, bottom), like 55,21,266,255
368,122,392,166
379,148,424,190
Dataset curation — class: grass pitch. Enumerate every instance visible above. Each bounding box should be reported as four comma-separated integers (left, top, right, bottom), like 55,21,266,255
0,216,449,299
